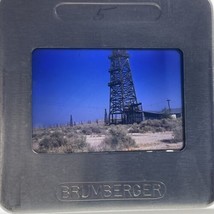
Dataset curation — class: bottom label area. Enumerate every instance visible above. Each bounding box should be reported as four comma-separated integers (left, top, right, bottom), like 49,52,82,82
56,181,166,201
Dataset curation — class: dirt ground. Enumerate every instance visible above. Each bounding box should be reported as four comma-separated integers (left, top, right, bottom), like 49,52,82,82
86,131,183,151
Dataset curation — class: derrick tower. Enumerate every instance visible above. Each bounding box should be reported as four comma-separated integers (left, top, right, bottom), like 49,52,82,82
108,50,144,124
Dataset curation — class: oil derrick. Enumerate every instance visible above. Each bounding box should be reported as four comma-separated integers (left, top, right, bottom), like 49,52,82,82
104,109,108,125
70,114,73,127
108,50,144,124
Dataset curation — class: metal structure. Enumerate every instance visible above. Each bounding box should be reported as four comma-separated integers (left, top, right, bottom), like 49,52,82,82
108,50,144,124
104,109,108,125
70,114,73,126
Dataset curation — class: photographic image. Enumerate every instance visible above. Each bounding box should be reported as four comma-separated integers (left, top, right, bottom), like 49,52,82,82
32,49,184,153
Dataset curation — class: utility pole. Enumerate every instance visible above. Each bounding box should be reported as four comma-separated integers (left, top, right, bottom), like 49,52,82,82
166,99,171,112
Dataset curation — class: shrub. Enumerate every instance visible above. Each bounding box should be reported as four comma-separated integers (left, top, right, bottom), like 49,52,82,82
128,123,140,133
154,127,165,132
81,126,93,135
91,124,102,134
145,119,162,127
128,127,135,133
38,137,51,152
140,126,155,133
35,129,88,153
99,126,136,151
137,118,183,133
65,133,87,153
38,131,67,151
172,122,183,143
80,124,103,135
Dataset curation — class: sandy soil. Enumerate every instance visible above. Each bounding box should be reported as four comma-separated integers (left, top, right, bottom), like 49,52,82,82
86,131,183,151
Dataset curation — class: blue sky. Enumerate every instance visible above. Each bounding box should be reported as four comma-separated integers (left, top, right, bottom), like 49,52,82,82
32,49,182,128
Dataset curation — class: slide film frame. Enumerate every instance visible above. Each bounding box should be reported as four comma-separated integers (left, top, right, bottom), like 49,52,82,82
0,0,214,212
32,48,184,154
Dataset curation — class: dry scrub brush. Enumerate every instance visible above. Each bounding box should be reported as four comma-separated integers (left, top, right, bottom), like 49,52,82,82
128,118,182,134
33,130,88,153
98,126,137,151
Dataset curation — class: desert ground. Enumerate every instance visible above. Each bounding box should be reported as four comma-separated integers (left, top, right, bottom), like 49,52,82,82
86,132,183,151
32,118,183,153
